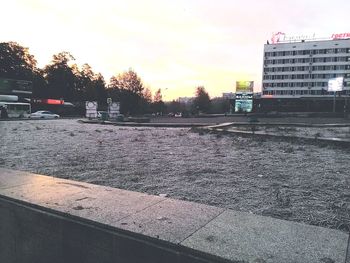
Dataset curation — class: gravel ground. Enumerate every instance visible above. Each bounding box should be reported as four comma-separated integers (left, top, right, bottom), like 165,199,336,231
1,119,350,232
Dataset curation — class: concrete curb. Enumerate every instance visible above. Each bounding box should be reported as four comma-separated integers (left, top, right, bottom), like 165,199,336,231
0,168,349,263
198,125,350,147
78,119,213,128
206,122,350,128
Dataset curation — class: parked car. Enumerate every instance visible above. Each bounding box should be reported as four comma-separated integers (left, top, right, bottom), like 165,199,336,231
29,111,60,119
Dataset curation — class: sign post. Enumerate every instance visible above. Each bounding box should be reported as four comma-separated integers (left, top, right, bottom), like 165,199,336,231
107,98,112,117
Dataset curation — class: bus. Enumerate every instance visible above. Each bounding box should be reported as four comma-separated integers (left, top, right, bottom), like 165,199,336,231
0,102,31,118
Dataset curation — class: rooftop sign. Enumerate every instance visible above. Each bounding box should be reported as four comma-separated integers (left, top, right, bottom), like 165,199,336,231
270,32,350,44
332,33,350,40
271,32,316,44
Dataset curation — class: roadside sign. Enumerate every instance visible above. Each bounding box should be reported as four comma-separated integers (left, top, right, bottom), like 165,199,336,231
109,102,120,119
85,101,98,118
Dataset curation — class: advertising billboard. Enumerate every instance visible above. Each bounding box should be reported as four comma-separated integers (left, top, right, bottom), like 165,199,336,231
0,78,32,95
235,81,254,113
328,77,344,92
235,93,253,113
236,81,254,92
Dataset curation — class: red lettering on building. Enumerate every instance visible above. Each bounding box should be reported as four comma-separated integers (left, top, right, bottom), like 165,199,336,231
271,32,285,44
332,33,350,39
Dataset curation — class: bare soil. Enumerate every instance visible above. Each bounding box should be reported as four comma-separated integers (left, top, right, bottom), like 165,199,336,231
1,119,350,232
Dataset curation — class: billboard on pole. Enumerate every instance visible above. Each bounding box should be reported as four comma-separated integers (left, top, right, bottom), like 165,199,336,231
236,81,254,93
235,81,254,112
328,77,344,92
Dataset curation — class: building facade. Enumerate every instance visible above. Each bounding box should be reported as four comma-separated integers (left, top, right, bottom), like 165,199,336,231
262,38,350,98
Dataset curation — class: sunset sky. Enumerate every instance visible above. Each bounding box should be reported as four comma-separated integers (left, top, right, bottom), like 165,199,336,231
2,0,350,100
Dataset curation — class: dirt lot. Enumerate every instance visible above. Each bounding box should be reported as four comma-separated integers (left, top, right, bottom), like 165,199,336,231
1,119,350,232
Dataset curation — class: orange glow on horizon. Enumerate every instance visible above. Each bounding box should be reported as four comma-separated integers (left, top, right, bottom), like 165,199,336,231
2,0,349,101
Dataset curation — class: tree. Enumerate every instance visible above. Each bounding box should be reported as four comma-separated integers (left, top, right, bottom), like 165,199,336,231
0,42,37,80
32,69,48,98
79,63,96,101
44,52,79,101
71,63,108,104
94,73,107,106
143,87,152,103
153,88,162,102
139,86,152,113
0,42,50,99
108,69,146,115
166,100,187,114
109,68,144,95
193,86,211,113
152,88,165,114
210,97,231,114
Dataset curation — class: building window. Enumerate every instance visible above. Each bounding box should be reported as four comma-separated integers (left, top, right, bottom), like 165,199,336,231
337,48,347,53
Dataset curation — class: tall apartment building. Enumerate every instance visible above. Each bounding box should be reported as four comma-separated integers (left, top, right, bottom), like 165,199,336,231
262,38,350,98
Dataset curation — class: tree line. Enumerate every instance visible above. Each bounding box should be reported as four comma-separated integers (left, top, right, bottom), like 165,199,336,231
0,42,229,115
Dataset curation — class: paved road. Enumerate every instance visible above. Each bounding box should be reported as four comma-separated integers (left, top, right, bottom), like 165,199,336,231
150,115,350,124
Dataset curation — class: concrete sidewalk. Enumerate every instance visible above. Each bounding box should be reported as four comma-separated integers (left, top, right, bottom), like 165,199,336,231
0,168,349,263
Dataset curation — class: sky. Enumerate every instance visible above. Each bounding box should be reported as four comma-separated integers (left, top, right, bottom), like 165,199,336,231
1,0,350,100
